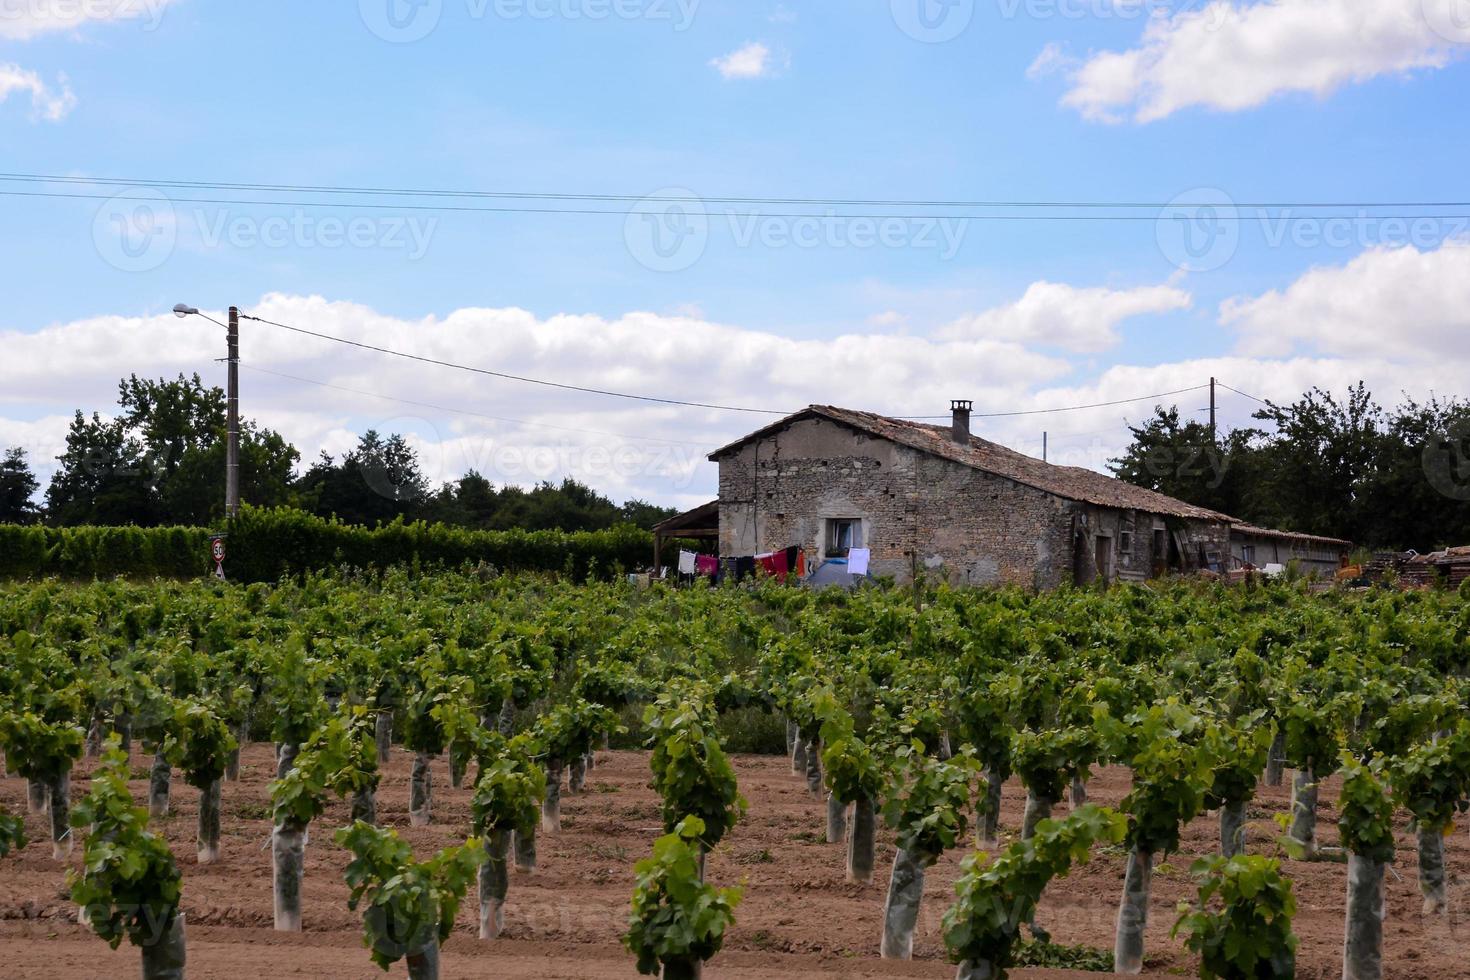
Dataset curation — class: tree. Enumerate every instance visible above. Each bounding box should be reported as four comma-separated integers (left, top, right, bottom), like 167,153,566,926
296,430,428,526
418,473,676,533
1362,395,1470,550
1242,383,1386,541
45,411,156,525
44,375,298,526
1110,382,1470,550
0,447,40,523
1109,407,1259,517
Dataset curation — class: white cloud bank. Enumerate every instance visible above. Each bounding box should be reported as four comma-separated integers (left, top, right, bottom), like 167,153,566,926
937,281,1191,352
1043,0,1466,123
710,41,778,80
0,0,175,40
0,62,74,119
1223,238,1470,359
4,250,1468,505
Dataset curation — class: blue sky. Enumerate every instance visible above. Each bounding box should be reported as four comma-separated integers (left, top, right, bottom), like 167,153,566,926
4,1,1470,507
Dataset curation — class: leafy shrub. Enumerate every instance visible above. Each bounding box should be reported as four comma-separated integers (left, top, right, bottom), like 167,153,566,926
1172,854,1297,979
68,744,182,949
623,816,742,976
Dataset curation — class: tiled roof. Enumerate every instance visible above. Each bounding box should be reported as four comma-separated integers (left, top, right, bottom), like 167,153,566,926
708,405,1235,522
1229,523,1353,547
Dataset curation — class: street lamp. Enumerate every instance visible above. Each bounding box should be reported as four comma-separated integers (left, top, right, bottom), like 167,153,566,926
174,303,240,519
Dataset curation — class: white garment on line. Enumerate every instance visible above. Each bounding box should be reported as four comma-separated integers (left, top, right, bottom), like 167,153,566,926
847,548,870,576
677,550,697,574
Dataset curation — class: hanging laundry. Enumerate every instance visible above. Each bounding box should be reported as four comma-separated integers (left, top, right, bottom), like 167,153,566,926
784,545,800,576
756,550,789,578
677,550,697,575
695,554,719,577
735,556,756,581
847,548,871,576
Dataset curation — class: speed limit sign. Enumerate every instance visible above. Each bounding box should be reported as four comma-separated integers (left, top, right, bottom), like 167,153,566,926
210,535,227,579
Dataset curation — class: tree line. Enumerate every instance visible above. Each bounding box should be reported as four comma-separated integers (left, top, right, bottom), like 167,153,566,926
1110,382,1470,552
0,374,677,532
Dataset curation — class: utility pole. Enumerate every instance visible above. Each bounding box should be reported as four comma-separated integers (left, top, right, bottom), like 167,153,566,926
226,306,240,517
1208,376,1216,444
1042,431,1048,463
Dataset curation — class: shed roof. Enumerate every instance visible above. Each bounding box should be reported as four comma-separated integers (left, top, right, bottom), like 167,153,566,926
708,405,1234,522
1229,523,1353,548
651,499,720,536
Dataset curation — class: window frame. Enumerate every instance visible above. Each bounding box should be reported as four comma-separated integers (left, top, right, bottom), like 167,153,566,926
825,517,862,558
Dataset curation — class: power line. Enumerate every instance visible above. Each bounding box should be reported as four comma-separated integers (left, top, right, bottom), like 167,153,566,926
237,312,790,415
239,362,716,448
908,385,1210,419
6,188,1470,222
239,312,1228,422
4,172,1467,210
1218,382,1273,406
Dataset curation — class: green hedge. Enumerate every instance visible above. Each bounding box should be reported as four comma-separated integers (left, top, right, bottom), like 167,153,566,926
0,524,205,579
0,506,661,582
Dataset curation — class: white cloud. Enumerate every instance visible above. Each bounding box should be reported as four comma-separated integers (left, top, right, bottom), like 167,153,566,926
1026,41,1077,80
1222,239,1470,359
710,41,778,80
0,62,75,120
937,281,1192,353
0,0,175,40
0,294,1071,505
1047,0,1463,124
4,282,1467,505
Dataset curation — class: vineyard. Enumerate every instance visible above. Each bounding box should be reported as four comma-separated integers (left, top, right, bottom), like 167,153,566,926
1,571,1468,979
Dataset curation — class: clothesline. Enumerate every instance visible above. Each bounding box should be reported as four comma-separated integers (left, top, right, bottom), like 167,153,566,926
671,546,871,583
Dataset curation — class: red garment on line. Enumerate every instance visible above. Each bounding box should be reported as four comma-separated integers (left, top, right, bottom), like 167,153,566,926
756,551,789,578
694,554,718,576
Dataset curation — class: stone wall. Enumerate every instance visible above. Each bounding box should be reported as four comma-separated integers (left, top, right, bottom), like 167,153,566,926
716,415,1076,587
715,414,1234,589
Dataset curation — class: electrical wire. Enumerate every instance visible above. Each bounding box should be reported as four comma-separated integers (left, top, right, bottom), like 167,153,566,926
908,385,1211,419
238,313,790,415
238,362,716,448
6,188,1470,222
1218,382,1273,406
3,172,1466,210
231,311,1236,425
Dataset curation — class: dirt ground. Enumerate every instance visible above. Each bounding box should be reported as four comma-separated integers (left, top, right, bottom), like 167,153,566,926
2,744,1467,979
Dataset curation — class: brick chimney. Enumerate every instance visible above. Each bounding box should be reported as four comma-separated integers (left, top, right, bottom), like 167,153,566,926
950,399,972,445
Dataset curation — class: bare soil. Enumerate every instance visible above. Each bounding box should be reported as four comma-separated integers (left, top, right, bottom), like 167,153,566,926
2,745,1466,978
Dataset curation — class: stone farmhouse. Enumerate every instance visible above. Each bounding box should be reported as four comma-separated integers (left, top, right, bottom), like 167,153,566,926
657,401,1349,588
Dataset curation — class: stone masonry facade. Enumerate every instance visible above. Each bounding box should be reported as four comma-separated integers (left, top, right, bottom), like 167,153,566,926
715,414,1231,588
